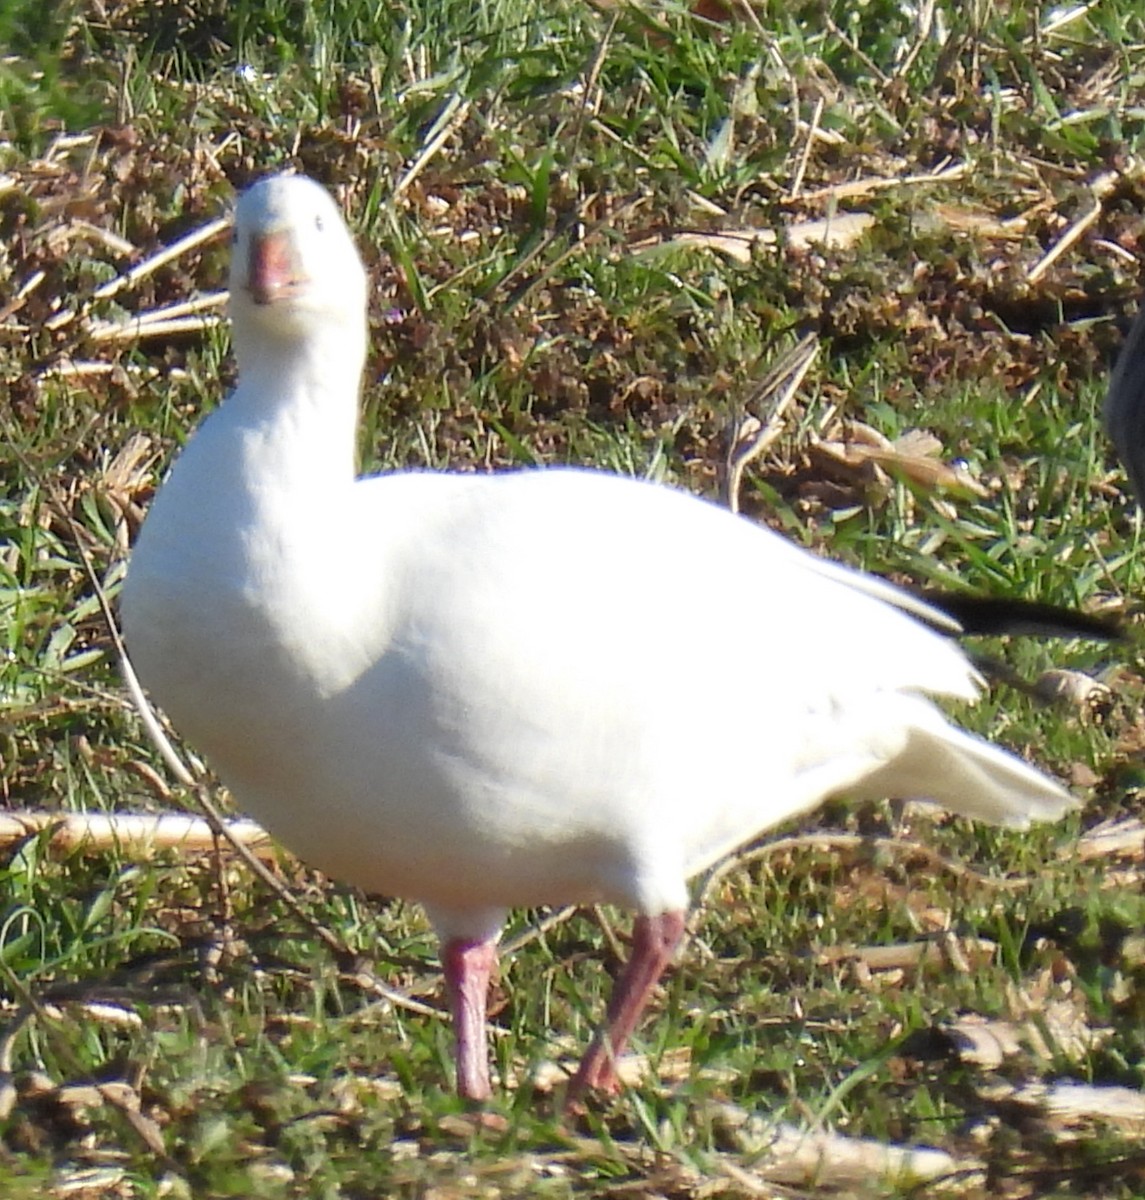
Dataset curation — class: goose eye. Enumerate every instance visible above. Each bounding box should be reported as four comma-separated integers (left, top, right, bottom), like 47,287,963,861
315,213,325,232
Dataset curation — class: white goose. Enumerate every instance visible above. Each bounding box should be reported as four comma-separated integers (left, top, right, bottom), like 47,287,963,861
122,173,1076,1103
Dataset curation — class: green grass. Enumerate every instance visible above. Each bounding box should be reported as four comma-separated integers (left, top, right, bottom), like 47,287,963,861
3,0,1145,1195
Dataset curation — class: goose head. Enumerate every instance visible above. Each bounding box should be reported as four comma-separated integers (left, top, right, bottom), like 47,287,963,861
228,173,367,345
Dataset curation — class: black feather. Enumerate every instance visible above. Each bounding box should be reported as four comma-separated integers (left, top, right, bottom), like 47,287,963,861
913,591,1123,642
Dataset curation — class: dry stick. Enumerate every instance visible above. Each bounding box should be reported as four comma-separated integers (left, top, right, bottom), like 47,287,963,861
1072,816,1145,861
716,1159,773,1199
45,131,96,159
43,213,230,334
1083,528,1134,604
92,215,232,302
723,332,819,513
0,1008,26,1118
761,1122,975,1188
97,289,228,327
0,811,271,856
65,517,445,1023
814,936,997,973
86,315,225,344
687,189,728,218
86,290,229,343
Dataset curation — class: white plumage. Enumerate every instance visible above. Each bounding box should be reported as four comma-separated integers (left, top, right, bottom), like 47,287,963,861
122,173,1075,1102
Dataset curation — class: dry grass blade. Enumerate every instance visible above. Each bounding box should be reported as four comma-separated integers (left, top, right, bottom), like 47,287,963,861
85,313,225,344
38,360,172,382
529,1045,692,1093
562,11,618,165
694,831,1031,915
1038,1,1101,39
0,268,47,321
788,94,825,200
393,95,472,201
724,332,819,512
0,984,177,1168
811,422,990,499
495,190,647,307
1027,171,1118,283
893,0,938,81
792,160,967,203
499,905,578,955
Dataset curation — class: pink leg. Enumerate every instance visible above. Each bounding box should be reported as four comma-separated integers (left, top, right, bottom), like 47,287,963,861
442,937,498,1101
568,910,686,1102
